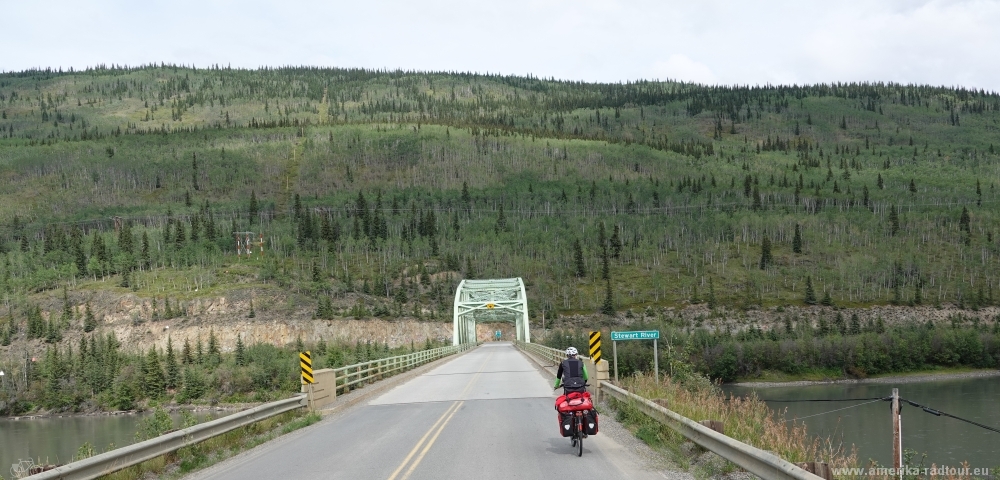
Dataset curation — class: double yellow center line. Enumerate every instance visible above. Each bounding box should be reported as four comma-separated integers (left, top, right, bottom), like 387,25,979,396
386,350,494,480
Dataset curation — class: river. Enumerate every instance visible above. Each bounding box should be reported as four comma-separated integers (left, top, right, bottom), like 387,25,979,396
723,376,1000,470
0,410,221,475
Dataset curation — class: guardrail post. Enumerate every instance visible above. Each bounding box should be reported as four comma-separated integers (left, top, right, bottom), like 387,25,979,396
594,359,609,402
796,462,833,480
699,419,724,434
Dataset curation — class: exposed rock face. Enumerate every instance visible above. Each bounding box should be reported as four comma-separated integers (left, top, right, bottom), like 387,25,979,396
4,285,996,355
538,304,1000,334
2,288,525,353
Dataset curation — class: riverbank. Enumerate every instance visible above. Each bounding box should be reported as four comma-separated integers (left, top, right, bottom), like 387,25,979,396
3,402,254,421
731,367,1000,388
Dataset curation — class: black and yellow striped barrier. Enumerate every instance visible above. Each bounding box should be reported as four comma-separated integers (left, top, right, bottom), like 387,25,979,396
300,351,314,384
589,331,602,363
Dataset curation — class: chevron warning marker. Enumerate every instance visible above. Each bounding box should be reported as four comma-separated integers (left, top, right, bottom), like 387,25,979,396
588,331,602,363
300,351,314,384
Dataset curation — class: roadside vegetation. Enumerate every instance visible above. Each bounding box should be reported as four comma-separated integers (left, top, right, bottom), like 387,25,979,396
611,373,859,475
543,313,1000,383
2,65,1000,414
70,407,321,480
0,330,447,416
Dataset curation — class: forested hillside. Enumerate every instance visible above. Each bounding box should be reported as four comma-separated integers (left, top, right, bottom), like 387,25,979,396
1,65,997,314
1,65,1000,411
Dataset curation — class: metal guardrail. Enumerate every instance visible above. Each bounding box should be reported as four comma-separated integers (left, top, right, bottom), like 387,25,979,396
28,395,306,480
515,340,820,480
513,340,583,365
27,343,477,480
601,382,822,480
331,343,477,394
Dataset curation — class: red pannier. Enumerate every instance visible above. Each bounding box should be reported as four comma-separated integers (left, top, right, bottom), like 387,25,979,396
555,391,593,413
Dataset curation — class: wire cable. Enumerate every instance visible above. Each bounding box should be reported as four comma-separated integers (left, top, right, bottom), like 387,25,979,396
900,398,1000,434
760,397,890,402
780,398,886,423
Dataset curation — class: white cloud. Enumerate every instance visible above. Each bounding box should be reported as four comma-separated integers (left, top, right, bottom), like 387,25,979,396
651,55,718,85
1,0,998,90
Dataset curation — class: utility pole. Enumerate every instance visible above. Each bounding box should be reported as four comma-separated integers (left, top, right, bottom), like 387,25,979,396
891,388,902,478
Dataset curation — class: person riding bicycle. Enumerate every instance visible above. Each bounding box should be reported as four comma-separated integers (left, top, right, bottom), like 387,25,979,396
554,347,589,393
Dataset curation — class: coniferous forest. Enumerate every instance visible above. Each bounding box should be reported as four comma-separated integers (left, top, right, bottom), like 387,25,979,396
1,64,999,412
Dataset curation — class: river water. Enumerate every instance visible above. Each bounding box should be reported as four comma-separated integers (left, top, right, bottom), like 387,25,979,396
723,376,1000,470
0,410,221,475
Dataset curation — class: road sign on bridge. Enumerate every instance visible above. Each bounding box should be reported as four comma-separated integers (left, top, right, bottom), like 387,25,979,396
609,330,660,384
610,330,659,341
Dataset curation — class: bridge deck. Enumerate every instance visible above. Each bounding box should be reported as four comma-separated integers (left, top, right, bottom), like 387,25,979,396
187,343,670,480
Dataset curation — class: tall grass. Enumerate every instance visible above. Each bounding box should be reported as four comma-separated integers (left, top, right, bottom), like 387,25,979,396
615,373,859,473
94,409,321,480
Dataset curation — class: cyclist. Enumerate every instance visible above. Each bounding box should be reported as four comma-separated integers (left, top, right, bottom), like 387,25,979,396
554,347,589,393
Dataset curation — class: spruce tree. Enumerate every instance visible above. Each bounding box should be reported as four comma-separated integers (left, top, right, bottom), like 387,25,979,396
821,290,833,307
600,280,615,315
849,314,861,335
759,235,772,269
888,204,899,236
182,337,193,364
235,334,246,366
61,286,73,323
610,225,622,259
248,298,256,318
249,190,259,225
494,203,507,234
141,231,150,269
196,335,204,364
84,302,97,332
181,367,205,400
804,276,817,305
74,234,87,276
707,277,717,309
573,239,586,278
598,222,610,280
208,328,220,358
165,337,179,389
461,181,471,212
143,347,165,399
792,224,802,254
959,206,971,233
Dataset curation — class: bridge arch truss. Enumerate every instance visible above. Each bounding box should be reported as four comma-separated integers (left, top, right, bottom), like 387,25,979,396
453,277,530,345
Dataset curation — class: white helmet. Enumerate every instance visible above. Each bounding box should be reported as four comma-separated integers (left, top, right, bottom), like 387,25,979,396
566,347,578,357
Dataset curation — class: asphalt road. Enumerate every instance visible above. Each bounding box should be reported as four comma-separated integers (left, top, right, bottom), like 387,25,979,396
188,343,669,480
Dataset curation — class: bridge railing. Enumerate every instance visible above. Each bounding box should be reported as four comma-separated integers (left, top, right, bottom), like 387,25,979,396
330,343,477,395
513,340,822,480
513,340,569,365
29,343,479,480
28,395,306,480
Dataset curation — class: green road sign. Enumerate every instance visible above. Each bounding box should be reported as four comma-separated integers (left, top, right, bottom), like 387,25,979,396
610,330,659,341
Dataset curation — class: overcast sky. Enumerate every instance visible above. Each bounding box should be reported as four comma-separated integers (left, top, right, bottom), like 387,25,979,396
4,0,999,90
